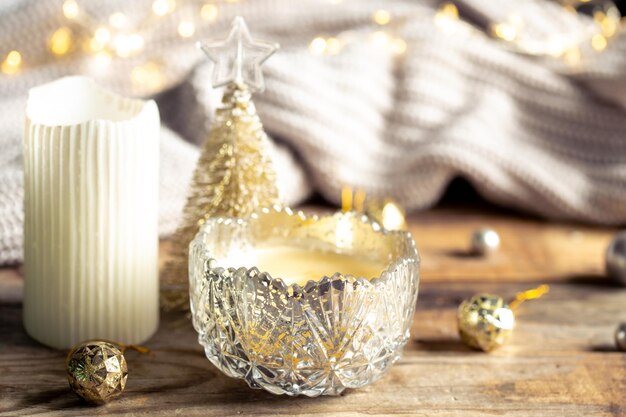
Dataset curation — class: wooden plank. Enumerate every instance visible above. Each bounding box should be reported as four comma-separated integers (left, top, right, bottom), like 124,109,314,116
408,208,617,283
0,265,21,302
1,206,624,416
1,206,618,303
0,282,624,416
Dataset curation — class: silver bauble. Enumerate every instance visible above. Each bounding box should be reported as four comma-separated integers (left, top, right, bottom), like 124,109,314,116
470,228,500,255
616,323,626,351
606,231,626,286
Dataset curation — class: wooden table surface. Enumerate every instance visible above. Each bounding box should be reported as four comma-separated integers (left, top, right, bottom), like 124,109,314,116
1,206,625,416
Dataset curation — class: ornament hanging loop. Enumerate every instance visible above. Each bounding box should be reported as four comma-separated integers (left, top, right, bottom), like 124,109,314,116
509,284,550,311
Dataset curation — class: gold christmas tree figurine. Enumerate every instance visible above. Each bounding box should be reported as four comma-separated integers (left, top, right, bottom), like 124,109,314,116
162,17,281,309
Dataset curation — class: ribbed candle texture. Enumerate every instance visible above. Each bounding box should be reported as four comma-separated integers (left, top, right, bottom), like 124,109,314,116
23,76,159,349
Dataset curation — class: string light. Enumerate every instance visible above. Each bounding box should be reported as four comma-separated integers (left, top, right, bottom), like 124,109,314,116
491,23,517,42
132,61,165,89
54,0,214,62
62,0,79,19
391,37,407,55
591,33,607,50
543,35,571,57
563,46,581,65
596,6,621,37
439,2,459,19
3,0,619,87
325,37,342,54
94,27,111,44
113,36,131,57
369,31,389,47
433,0,621,63
433,2,461,33
1,50,22,75
368,31,406,55
112,33,144,57
309,7,411,57
49,27,73,56
87,31,108,53
88,38,104,52
372,9,391,25
90,50,112,72
177,20,195,38
308,36,344,55
601,18,617,37
309,37,327,54
5,0,230,84
200,3,218,21
152,0,176,16
490,15,523,44
129,34,145,50
48,0,210,84
109,12,129,29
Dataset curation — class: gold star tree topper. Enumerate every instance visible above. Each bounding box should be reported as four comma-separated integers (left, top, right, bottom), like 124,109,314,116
197,17,278,91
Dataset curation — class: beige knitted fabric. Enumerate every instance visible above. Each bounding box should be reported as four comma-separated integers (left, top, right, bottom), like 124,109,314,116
1,0,626,265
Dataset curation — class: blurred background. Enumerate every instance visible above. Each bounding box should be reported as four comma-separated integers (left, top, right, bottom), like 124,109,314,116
1,0,626,265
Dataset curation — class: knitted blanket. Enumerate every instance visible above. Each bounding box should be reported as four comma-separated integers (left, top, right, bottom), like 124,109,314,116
1,0,626,265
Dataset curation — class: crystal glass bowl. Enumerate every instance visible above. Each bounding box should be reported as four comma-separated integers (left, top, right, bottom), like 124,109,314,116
189,207,420,396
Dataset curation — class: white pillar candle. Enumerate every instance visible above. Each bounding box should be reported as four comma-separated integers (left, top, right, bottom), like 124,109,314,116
23,76,159,349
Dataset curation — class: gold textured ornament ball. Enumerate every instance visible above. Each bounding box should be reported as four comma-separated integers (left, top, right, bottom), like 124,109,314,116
457,294,515,351
66,340,128,404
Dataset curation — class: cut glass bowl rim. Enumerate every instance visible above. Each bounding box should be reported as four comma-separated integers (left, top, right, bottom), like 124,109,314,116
192,205,420,297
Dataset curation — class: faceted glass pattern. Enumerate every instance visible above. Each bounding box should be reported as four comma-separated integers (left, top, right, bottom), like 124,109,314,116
189,207,420,396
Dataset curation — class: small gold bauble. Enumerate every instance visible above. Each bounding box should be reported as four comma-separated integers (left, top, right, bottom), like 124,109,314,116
66,340,128,404
457,294,515,351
